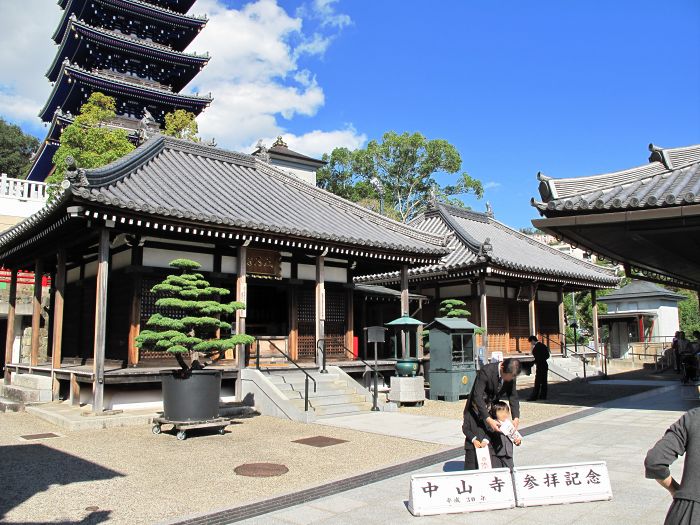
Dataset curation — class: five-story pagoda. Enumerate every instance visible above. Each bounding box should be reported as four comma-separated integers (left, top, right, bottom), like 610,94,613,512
28,0,212,180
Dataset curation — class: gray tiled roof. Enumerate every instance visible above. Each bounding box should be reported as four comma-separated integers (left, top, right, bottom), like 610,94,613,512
356,203,618,286
533,143,700,213
598,280,686,302
64,135,448,256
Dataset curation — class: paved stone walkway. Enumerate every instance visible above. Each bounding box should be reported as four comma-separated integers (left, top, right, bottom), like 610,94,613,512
233,386,698,525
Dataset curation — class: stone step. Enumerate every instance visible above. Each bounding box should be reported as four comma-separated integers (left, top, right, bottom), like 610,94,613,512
12,373,53,390
0,384,52,404
265,372,340,383
289,394,368,408
272,380,348,392
284,388,358,400
313,401,373,416
0,396,23,413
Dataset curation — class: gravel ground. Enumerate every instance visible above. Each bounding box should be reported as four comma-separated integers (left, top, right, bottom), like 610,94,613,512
0,411,444,525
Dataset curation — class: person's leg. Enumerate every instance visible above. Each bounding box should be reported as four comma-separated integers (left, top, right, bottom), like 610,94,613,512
540,366,548,399
464,444,478,470
529,365,541,400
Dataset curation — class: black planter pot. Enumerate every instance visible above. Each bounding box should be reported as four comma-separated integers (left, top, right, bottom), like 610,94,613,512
161,370,222,422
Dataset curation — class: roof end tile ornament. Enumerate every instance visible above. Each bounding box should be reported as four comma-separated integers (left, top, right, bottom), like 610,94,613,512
537,171,557,202
253,140,270,163
485,201,494,218
137,108,159,143
648,143,674,170
61,156,89,191
476,237,493,263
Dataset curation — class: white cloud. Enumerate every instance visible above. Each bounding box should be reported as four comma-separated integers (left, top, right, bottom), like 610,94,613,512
0,1,61,127
191,0,363,157
0,0,364,159
484,181,502,190
254,126,367,159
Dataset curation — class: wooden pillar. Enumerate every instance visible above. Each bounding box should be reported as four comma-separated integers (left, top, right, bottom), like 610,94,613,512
51,250,66,398
591,288,600,356
235,245,247,401
92,228,110,414
558,287,566,352
346,289,354,356
289,287,298,360
128,274,142,367
361,295,368,360
315,255,325,365
30,259,44,367
528,283,537,337
479,275,489,349
4,268,17,384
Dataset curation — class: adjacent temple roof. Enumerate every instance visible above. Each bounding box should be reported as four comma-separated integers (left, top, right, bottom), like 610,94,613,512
598,280,686,303
533,144,700,214
355,203,618,287
253,137,327,168
0,136,449,262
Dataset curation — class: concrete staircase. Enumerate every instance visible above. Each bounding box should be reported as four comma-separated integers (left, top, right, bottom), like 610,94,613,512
0,373,53,412
240,366,377,422
548,356,603,381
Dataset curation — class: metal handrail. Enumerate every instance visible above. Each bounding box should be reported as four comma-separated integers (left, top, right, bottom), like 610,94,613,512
316,337,383,411
256,339,317,412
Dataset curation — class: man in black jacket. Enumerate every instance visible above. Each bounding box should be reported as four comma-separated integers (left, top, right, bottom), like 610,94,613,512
527,335,550,401
462,358,522,470
645,408,700,524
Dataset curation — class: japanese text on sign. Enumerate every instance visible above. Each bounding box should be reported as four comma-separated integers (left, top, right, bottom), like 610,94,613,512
513,462,612,507
408,468,515,516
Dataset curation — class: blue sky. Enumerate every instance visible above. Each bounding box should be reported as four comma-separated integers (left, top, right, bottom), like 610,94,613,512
2,0,699,228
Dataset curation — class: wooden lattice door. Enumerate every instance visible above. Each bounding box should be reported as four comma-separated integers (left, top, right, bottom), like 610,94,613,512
297,288,316,361
324,289,347,359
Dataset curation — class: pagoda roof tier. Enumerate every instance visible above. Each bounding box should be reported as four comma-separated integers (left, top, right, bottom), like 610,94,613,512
48,17,209,91
39,62,212,123
54,0,207,51
26,140,61,182
59,0,198,15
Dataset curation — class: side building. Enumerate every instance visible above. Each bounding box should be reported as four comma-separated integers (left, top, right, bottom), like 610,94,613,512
28,0,212,181
356,202,619,357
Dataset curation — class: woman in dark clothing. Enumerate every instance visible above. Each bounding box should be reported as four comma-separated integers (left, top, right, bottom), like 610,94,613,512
644,408,700,525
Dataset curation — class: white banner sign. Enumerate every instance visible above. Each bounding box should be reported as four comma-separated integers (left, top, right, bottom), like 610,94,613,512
408,468,515,516
513,461,612,507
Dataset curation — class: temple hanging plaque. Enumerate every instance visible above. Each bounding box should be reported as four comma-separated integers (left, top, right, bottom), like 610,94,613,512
247,249,282,279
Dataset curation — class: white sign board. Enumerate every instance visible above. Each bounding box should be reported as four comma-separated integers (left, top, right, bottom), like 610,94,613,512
408,468,515,516
513,461,612,507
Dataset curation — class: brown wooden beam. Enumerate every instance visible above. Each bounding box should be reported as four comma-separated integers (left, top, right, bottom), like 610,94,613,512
591,288,600,358
30,259,43,367
346,288,354,355
4,268,17,385
92,228,110,413
289,287,298,360
51,249,66,398
528,283,537,337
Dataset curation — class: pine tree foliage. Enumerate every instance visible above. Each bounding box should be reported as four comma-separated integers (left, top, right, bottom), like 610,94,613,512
135,258,254,372
439,299,472,318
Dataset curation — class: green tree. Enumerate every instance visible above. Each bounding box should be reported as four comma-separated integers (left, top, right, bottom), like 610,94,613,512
163,109,200,141
318,131,483,223
677,289,700,336
135,259,254,374
439,299,472,318
48,92,134,195
0,117,39,178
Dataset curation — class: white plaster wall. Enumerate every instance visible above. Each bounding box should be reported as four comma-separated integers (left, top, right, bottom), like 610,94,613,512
0,196,46,218
143,247,213,272
657,305,680,338
325,266,347,283
298,263,316,281
486,284,505,298
270,159,317,185
439,284,470,299
111,249,131,270
537,290,558,302
84,261,98,279
221,256,238,274
281,261,291,279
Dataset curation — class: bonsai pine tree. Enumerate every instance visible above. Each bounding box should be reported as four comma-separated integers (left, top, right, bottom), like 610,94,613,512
135,259,254,374
439,299,472,318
